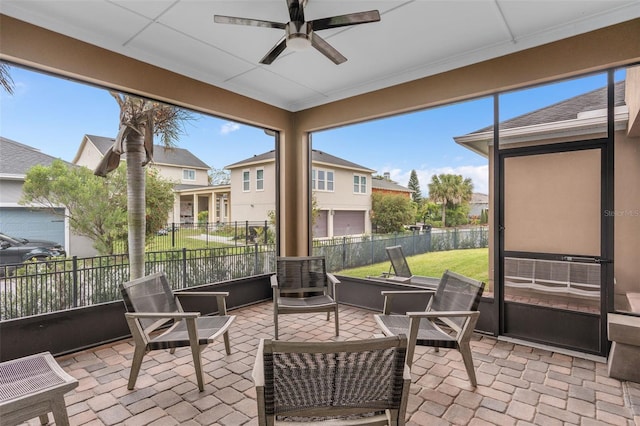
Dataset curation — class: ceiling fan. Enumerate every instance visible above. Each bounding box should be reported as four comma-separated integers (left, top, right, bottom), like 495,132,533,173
214,0,380,65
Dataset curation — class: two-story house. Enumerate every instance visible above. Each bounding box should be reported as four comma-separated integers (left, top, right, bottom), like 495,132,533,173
226,149,376,238
73,134,230,224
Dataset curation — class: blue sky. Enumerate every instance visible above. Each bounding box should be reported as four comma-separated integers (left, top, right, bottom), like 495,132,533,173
1,64,617,195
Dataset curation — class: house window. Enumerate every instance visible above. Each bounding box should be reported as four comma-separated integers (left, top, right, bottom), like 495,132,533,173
243,170,250,192
183,169,196,181
354,175,367,194
256,168,264,191
312,168,334,192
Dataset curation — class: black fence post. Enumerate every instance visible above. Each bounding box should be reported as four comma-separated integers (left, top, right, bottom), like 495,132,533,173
245,221,249,245
72,256,78,308
254,243,259,275
264,220,268,245
342,236,347,270
171,222,176,248
371,234,375,265
234,221,238,247
182,248,187,288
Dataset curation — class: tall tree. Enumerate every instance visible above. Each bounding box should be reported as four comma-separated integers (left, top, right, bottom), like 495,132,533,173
371,193,414,233
407,169,422,203
1,62,15,94
21,160,174,254
428,174,473,227
95,93,193,279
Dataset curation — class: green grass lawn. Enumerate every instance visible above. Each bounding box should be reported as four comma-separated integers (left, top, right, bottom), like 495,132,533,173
146,231,233,251
338,247,489,284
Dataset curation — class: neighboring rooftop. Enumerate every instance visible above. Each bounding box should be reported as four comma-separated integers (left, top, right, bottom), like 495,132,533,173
474,81,626,134
371,175,413,193
0,136,70,176
78,135,210,169
226,149,375,173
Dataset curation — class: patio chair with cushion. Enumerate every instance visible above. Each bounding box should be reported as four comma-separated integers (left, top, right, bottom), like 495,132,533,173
271,256,339,339
119,272,235,391
252,335,411,425
380,245,440,288
374,270,484,386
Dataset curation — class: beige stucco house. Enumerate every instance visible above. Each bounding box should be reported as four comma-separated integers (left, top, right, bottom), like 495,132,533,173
226,149,376,237
72,134,230,224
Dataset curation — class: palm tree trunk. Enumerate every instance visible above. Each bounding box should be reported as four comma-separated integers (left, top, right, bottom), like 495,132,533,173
125,133,146,280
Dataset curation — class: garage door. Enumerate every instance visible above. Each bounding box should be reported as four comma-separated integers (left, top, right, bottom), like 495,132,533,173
0,207,65,246
313,210,328,238
333,211,364,236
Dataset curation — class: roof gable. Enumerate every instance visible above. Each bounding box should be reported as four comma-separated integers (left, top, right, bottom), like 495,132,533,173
84,134,210,169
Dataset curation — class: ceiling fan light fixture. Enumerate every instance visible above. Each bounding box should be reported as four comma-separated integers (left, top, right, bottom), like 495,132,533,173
287,34,311,50
286,21,311,50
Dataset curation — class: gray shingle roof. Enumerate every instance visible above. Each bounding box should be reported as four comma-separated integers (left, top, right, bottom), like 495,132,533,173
85,135,209,169
471,81,626,134
371,177,412,193
0,137,71,175
226,149,374,172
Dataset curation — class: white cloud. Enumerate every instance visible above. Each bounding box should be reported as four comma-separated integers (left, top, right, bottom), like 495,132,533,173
219,122,240,135
384,165,489,196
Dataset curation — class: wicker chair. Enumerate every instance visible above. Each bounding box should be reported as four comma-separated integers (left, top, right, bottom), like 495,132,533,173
271,256,340,339
253,335,411,425
374,270,484,386
119,272,235,391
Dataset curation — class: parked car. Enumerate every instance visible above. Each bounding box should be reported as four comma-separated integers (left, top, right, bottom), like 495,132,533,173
0,232,66,265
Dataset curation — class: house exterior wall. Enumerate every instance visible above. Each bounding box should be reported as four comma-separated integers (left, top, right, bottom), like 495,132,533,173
150,164,209,186
484,129,640,304
73,141,104,170
314,167,372,236
0,179,23,204
229,161,276,222
613,130,640,299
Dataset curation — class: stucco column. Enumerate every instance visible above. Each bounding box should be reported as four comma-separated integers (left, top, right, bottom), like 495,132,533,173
192,194,199,223
279,121,310,256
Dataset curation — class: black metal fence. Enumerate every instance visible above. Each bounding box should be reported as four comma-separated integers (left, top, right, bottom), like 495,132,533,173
142,221,274,252
1,226,488,320
0,245,276,320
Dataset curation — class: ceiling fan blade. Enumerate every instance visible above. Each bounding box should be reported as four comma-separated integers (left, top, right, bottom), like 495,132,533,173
214,15,286,30
260,37,288,65
311,32,346,65
286,0,305,22
311,10,381,31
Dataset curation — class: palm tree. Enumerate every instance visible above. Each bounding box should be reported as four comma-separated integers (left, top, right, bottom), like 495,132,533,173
95,93,192,279
1,62,15,94
428,174,473,227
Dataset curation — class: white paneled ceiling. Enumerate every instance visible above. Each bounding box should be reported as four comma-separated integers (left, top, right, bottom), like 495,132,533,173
2,0,639,111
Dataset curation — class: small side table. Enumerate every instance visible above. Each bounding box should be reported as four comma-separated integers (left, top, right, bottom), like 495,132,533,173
0,352,78,426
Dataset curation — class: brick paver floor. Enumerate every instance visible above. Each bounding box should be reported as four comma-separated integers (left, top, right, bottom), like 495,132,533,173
21,302,640,425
